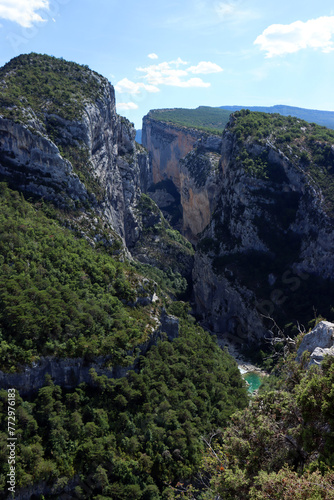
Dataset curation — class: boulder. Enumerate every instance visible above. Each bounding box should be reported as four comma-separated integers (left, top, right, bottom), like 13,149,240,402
296,321,334,364
310,346,334,365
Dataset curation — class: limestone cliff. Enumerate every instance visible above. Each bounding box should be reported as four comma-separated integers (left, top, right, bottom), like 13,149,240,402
194,111,334,344
142,115,202,189
179,135,222,242
0,53,151,251
142,112,221,241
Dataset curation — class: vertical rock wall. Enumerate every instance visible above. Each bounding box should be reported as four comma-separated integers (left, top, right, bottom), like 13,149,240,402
142,115,222,242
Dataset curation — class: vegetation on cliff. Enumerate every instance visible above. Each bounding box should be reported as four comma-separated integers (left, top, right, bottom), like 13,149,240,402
132,194,194,296
229,109,334,216
0,52,106,125
0,182,161,371
147,106,231,135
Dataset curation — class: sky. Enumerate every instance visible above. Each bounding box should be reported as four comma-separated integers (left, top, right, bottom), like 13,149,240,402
0,0,334,130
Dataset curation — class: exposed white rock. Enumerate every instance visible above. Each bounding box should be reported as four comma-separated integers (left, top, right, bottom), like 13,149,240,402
310,346,334,365
296,321,334,363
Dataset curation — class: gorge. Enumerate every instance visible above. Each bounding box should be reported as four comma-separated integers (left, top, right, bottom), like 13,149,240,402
0,53,334,500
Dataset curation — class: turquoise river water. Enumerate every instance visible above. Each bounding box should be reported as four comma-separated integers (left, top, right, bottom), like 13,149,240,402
243,372,263,393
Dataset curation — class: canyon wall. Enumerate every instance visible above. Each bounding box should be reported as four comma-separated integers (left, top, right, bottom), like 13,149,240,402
193,119,334,343
143,110,334,344
142,115,221,242
142,116,202,189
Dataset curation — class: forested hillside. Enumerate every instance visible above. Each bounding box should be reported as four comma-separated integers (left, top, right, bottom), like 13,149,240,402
177,353,334,499
0,315,248,498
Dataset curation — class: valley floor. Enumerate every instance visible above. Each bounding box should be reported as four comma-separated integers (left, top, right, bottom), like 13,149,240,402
216,337,268,376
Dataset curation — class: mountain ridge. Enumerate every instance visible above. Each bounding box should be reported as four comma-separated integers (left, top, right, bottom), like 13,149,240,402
143,104,334,133
220,104,334,129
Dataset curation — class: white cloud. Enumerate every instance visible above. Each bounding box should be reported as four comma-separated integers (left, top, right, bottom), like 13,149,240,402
187,61,223,74
254,16,334,58
169,57,189,66
117,102,139,110
0,0,49,28
115,77,160,95
136,58,214,88
148,53,158,59
114,56,221,108
136,62,188,86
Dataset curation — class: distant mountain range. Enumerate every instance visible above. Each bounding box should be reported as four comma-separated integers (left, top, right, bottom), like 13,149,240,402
138,105,334,140
220,104,334,130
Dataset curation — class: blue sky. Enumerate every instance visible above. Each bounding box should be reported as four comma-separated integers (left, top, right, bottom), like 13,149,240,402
0,0,334,129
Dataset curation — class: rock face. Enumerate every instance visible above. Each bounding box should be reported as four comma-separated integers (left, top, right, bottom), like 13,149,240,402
0,53,152,250
193,114,334,343
142,114,222,241
142,116,203,189
0,118,90,204
179,135,222,242
296,321,334,364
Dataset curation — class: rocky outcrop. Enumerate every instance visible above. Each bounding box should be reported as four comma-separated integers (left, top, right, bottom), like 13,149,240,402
0,311,179,396
0,118,90,203
296,321,334,365
310,346,334,365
